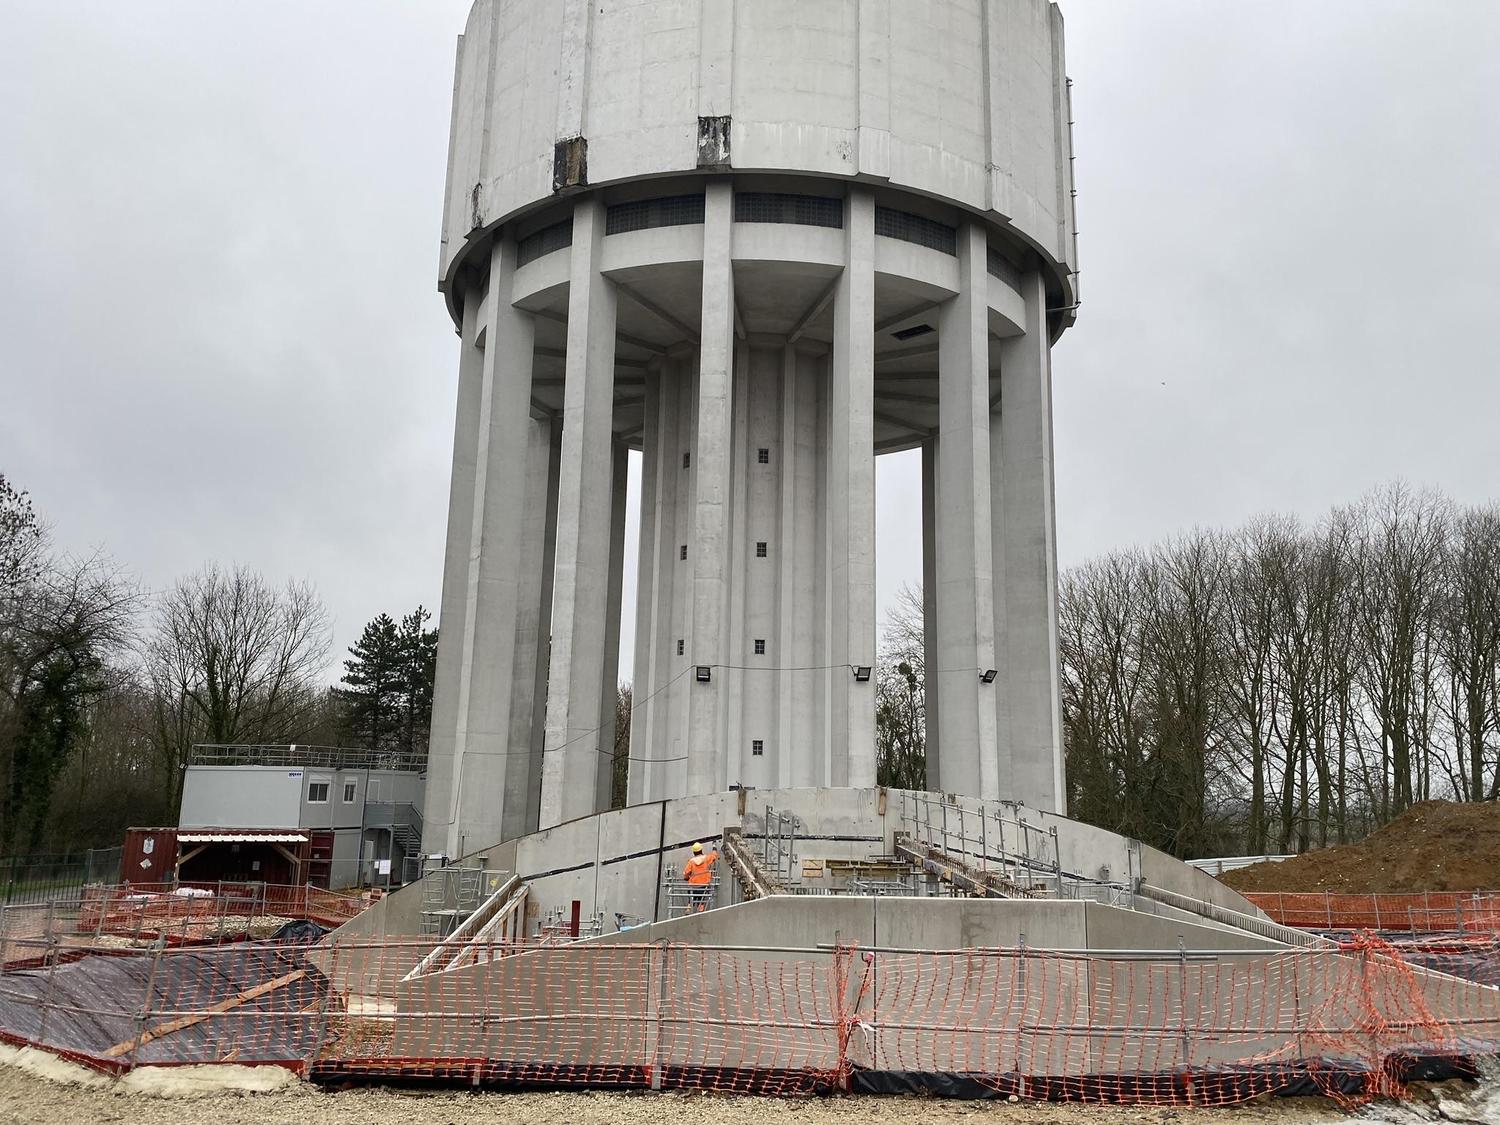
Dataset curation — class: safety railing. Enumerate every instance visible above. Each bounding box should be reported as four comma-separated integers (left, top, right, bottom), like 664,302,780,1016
189,743,428,772
898,791,1141,906
1246,891,1500,934
1,882,369,964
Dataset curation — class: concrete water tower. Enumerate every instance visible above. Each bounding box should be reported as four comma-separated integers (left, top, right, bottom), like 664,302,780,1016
423,0,1078,858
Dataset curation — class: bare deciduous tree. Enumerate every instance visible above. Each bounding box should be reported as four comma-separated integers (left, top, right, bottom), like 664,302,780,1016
1061,483,1500,857
144,564,331,807
876,583,927,791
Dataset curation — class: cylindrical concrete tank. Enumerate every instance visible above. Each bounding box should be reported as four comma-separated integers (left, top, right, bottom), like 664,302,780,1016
424,0,1078,858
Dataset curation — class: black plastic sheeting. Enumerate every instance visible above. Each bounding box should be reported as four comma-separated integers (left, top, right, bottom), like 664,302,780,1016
271,920,329,945
0,945,326,1066
848,1055,1487,1101
312,1056,1493,1101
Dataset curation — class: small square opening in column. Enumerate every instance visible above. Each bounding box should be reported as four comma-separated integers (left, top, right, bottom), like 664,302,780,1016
754,639,765,655
751,739,765,756
756,541,767,558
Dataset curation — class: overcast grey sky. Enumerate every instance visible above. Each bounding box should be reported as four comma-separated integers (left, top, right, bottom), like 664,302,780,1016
3,1,1497,683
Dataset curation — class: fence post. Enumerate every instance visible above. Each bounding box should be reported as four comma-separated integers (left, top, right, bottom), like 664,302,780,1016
129,937,167,1069
305,942,339,1075
649,940,670,1091
1176,936,1191,1082
37,899,59,1045
1016,932,1028,1097
831,936,854,1092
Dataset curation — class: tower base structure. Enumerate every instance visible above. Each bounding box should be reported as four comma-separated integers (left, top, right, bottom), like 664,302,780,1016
320,787,1500,1100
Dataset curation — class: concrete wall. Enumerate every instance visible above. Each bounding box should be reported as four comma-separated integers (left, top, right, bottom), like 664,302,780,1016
584,895,1283,955
369,904,1477,1083
359,787,1269,950
179,766,301,829
441,0,1077,299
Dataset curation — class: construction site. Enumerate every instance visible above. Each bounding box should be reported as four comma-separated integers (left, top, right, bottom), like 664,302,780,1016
1,786,1499,1117
3,0,1498,1119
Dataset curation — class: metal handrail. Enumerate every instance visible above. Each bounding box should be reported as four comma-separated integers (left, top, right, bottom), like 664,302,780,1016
189,744,428,771
362,801,424,832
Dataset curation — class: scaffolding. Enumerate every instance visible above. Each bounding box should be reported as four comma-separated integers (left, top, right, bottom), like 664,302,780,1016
760,806,801,886
534,906,605,942
662,871,718,918
417,861,499,939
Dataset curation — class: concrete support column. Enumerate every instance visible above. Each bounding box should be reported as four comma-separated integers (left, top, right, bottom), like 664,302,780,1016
539,199,618,828
935,222,1000,800
504,415,560,839
774,345,799,790
724,339,752,787
921,435,941,792
994,270,1065,812
686,182,735,796
627,366,663,807
829,188,878,788
451,239,540,851
422,282,486,858
595,442,629,812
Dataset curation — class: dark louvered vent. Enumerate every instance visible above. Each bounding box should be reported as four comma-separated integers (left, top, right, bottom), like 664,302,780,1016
516,221,572,268
734,192,843,228
986,245,1020,283
606,194,706,235
875,207,957,255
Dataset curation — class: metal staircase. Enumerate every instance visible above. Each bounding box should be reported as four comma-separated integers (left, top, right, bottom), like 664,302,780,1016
389,822,422,856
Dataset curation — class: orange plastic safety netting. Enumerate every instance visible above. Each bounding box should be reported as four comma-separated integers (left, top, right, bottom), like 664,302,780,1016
1245,892,1500,934
0,884,367,969
2,925,1498,1104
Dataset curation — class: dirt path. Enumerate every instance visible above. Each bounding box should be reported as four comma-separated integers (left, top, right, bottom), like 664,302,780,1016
0,1065,1356,1125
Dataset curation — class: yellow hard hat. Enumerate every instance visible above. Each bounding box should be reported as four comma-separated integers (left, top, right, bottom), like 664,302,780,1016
692,842,703,854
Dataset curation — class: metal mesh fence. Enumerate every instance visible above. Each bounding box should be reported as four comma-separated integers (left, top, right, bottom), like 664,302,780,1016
1247,892,1500,934
2,918,1498,1105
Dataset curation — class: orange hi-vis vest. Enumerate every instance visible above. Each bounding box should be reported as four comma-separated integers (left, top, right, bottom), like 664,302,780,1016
683,851,718,886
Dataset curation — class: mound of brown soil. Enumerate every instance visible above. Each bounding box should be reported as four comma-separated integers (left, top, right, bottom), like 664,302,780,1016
1221,800,1500,893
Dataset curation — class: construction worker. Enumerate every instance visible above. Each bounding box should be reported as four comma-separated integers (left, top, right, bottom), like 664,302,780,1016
683,842,719,912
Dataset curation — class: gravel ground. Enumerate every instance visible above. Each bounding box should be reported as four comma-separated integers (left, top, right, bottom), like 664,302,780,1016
0,1065,1362,1125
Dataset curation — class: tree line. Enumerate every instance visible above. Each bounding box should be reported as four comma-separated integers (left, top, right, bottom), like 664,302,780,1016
875,483,1500,860
0,473,436,855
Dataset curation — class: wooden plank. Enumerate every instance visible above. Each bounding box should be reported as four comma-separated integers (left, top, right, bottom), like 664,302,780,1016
101,969,307,1058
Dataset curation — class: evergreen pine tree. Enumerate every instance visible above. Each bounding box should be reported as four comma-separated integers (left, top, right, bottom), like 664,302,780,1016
336,614,403,754
396,606,438,758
